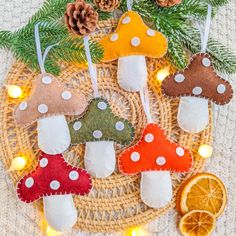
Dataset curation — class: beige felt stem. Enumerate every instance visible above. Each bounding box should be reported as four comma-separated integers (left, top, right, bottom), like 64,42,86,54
84,141,116,178
141,171,173,209
37,115,71,155
117,55,147,92
177,96,209,134
43,194,77,231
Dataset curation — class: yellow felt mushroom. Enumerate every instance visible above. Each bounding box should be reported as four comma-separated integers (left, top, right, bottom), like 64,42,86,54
99,11,168,92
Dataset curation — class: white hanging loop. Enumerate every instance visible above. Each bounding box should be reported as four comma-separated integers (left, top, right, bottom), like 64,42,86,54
127,0,133,11
34,23,59,74
140,85,153,124
83,36,100,98
200,4,212,52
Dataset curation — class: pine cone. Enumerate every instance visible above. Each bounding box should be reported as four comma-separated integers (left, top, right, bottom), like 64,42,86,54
65,0,98,36
156,0,182,7
93,0,120,12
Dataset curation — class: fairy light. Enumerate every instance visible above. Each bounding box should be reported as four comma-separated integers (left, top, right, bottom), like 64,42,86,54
7,85,23,98
126,227,147,236
46,226,59,236
198,144,213,158
10,156,27,171
156,67,170,82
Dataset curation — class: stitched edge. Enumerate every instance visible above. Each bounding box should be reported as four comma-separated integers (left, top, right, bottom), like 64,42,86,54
118,123,193,175
161,53,234,105
16,152,93,203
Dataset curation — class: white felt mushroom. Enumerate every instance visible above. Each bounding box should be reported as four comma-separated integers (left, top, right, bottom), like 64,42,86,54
99,11,168,92
119,123,193,209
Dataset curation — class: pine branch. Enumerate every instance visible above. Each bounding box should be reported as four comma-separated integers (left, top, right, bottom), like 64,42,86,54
204,0,229,7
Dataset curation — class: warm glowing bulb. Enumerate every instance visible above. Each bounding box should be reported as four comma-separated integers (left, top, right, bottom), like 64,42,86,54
198,144,213,158
7,85,23,98
46,226,59,236
127,227,146,236
10,156,27,171
156,68,170,82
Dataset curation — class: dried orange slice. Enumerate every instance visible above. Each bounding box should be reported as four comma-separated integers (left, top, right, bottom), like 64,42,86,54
179,210,216,236
179,173,227,217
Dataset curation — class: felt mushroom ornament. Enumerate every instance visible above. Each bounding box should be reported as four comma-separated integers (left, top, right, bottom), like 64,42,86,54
17,152,92,231
65,2,135,179
99,7,168,92
162,53,233,133
14,23,90,231
119,123,192,208
162,5,233,133
69,98,134,178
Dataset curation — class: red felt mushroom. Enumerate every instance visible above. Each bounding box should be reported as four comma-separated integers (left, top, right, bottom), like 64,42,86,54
17,152,92,231
118,123,193,209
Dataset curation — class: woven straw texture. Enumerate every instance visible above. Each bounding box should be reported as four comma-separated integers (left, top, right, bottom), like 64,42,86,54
0,1,235,236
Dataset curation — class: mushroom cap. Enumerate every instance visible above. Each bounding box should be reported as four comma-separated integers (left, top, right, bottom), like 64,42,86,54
69,98,135,145
161,53,233,105
14,74,88,126
118,123,193,175
99,11,168,62
17,152,92,203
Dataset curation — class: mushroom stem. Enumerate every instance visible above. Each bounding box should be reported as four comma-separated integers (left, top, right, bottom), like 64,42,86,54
118,55,147,92
141,171,173,209
43,194,77,231
37,115,71,155
178,96,209,133
84,141,116,178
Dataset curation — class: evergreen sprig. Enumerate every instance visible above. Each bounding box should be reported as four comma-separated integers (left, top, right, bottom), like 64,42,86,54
0,0,235,75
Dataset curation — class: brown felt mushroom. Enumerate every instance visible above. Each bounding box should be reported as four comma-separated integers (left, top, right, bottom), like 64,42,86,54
14,73,87,155
162,53,233,133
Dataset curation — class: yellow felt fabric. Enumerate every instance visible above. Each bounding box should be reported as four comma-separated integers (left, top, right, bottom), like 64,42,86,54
99,11,168,62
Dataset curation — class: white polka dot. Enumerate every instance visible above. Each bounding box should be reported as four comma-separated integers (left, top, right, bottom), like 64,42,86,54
174,74,185,83
40,158,48,168
156,156,166,166
19,102,28,111
147,29,155,36
122,16,131,24
131,37,140,47
25,177,34,188
115,121,125,131
202,57,211,67
69,170,79,180
93,130,103,139
97,101,107,110
144,133,154,143
110,33,118,42
192,87,203,95
61,91,72,100
50,180,60,190
176,147,185,157
131,152,140,162
42,76,52,84
217,84,226,94
73,121,82,131
38,104,48,114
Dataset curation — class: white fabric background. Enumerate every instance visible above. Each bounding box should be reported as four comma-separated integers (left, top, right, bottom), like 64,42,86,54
0,0,235,235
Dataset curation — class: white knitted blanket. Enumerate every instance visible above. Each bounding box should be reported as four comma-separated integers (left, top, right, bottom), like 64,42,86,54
0,1,235,235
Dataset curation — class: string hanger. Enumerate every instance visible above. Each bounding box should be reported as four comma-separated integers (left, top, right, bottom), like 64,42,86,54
140,85,153,124
83,36,100,98
199,4,212,53
127,0,133,11
34,23,59,74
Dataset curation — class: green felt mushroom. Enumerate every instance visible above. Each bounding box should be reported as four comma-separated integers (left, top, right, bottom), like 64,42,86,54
69,98,135,178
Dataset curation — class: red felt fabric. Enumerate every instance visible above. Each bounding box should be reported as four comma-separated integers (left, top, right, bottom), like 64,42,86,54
17,152,92,203
118,123,193,175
